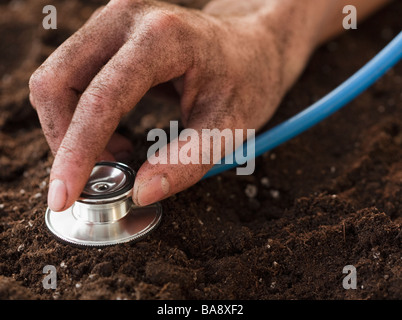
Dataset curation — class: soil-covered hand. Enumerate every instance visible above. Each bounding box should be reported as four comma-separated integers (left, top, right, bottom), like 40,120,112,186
29,0,286,211
29,0,388,211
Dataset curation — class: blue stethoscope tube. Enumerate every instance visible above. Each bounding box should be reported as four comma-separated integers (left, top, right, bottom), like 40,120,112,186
204,31,402,179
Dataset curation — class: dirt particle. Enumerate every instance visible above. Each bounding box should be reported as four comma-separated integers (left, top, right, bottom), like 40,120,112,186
269,190,280,199
245,184,257,198
260,177,270,187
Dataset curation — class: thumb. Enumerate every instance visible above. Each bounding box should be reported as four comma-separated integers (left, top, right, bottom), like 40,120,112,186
133,129,212,206
133,118,245,206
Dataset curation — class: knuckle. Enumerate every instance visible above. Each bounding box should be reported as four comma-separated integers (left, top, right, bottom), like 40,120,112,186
81,89,110,116
110,0,147,14
136,9,195,72
80,85,125,119
28,68,59,106
56,144,75,159
28,70,46,98
144,10,182,38
110,0,137,7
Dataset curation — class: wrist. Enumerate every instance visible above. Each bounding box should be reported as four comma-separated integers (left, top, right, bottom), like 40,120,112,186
254,0,335,92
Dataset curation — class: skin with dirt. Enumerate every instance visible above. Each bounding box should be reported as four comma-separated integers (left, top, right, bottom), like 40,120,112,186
0,0,401,299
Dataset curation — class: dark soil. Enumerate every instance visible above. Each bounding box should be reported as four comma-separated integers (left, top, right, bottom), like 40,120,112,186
0,0,401,300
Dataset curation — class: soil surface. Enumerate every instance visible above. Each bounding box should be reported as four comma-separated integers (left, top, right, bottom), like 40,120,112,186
0,0,401,300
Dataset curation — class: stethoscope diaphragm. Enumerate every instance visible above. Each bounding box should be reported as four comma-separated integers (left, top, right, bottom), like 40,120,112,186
45,162,162,247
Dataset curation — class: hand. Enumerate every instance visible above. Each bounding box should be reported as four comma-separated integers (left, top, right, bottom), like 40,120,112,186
31,0,387,211
30,0,387,211
29,0,289,211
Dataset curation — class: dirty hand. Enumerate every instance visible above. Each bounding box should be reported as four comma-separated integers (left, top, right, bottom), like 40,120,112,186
31,0,379,211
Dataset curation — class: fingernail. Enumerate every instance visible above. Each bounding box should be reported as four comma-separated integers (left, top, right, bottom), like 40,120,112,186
48,179,67,212
135,175,169,206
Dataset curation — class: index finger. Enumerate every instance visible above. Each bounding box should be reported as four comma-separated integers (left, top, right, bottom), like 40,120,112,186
29,3,130,154
48,22,194,211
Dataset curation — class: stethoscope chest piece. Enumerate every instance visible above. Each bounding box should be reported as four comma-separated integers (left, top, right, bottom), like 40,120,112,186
45,162,162,247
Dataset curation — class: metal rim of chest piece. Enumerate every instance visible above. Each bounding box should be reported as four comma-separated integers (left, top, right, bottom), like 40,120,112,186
45,161,162,247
